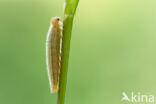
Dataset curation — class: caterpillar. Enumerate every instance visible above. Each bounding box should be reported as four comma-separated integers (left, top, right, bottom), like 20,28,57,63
46,17,63,93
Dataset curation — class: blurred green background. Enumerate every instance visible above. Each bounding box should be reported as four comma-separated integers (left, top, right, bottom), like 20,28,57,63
0,0,156,104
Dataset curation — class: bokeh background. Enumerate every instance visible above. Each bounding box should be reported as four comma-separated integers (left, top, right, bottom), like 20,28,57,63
0,0,156,104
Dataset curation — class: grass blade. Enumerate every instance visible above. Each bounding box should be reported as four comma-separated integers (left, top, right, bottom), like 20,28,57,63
57,0,79,104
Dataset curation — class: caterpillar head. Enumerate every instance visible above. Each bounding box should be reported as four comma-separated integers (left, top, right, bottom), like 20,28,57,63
51,17,60,26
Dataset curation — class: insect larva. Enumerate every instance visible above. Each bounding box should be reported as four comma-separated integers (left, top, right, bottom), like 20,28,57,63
46,17,63,93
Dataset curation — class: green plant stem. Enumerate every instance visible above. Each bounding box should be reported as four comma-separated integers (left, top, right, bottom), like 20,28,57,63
57,15,73,104
57,0,79,104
